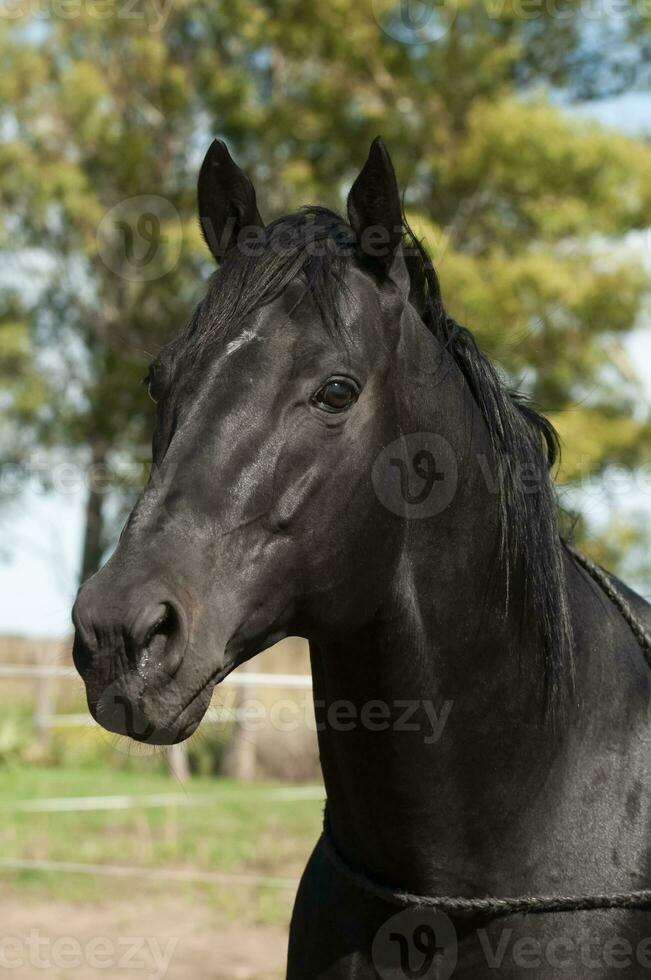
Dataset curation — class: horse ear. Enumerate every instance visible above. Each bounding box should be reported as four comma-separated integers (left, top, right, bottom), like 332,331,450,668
347,137,407,289
197,139,264,262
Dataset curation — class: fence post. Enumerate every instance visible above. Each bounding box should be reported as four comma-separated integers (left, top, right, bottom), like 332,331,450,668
223,660,257,781
168,743,189,782
33,643,54,754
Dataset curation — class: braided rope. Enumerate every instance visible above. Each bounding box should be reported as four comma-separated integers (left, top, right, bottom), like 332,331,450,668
322,819,651,917
322,549,651,919
566,544,651,667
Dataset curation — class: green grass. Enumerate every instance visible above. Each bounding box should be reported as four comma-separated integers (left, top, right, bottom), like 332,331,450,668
0,765,323,921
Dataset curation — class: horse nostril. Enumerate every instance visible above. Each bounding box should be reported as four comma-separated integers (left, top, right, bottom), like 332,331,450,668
144,603,173,648
134,602,185,677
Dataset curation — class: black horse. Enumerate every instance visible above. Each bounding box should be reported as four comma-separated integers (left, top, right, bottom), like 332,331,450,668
73,138,651,978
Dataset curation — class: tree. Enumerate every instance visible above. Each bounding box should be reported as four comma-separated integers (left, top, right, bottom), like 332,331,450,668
1,1,650,584
0,18,208,575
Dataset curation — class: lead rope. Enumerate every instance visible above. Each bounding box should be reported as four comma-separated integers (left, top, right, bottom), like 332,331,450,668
322,816,651,916
565,543,651,667
322,545,651,917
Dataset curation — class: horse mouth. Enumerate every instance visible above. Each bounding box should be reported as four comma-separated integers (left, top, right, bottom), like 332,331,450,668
74,604,288,745
89,658,238,745
163,658,240,740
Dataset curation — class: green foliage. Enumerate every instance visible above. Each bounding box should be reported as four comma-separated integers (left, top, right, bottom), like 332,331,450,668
1,322,47,419
186,724,232,778
0,1,650,580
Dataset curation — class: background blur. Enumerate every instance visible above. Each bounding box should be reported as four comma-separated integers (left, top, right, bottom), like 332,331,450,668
1,1,650,976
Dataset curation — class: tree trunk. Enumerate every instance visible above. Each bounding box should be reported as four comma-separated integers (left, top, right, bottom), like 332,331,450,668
79,439,108,584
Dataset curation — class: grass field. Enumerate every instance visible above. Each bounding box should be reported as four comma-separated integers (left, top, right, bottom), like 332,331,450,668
0,638,322,975
0,765,323,923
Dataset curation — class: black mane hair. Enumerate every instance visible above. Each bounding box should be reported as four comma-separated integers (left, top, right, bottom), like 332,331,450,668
402,220,574,711
180,207,574,711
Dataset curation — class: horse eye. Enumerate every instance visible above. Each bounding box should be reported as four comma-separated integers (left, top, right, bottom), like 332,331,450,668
313,378,358,413
143,371,159,404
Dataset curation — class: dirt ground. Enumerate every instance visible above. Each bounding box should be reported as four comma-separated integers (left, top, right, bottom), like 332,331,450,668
0,893,290,979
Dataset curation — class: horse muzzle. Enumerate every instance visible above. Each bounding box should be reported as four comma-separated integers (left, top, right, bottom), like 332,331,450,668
71,573,209,744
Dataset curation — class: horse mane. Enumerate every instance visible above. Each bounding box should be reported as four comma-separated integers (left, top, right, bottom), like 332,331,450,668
401,221,574,712
182,207,574,711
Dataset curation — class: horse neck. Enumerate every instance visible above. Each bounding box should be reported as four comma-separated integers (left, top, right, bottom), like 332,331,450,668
309,427,569,896
307,326,649,898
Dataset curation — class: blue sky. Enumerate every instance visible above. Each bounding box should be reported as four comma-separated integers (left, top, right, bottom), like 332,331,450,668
1,92,651,637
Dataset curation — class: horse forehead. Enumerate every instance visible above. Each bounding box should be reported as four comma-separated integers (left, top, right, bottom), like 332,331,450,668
188,265,386,373
278,266,384,336
220,328,262,360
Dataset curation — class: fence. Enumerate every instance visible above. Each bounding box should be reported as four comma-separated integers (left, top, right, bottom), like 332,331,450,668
0,662,313,781
1,658,322,894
